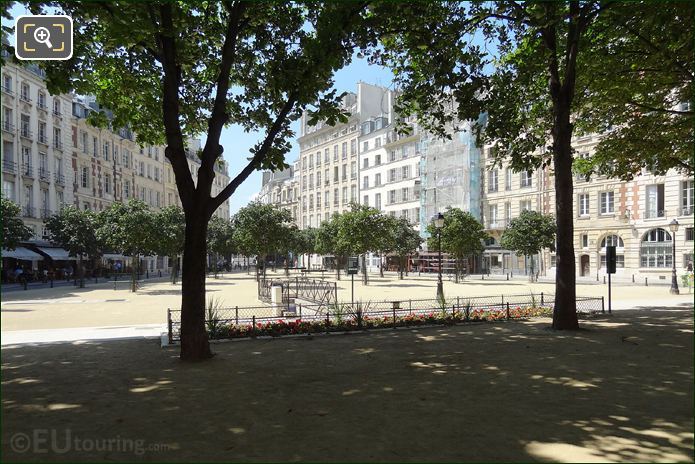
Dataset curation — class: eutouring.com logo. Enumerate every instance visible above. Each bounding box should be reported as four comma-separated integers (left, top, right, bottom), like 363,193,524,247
10,429,172,456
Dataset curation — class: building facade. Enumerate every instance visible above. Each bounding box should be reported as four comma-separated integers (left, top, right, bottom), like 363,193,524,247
257,166,299,222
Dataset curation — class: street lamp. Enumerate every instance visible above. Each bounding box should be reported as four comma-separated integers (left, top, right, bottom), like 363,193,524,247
669,219,680,295
432,212,445,302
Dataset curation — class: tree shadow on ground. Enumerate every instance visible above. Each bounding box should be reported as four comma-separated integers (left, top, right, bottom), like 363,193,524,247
1,307,692,462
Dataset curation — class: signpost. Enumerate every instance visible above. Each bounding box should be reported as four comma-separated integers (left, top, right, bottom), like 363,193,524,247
606,245,616,314
347,267,358,303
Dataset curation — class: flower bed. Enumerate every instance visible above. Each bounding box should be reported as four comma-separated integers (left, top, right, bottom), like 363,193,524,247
206,305,554,340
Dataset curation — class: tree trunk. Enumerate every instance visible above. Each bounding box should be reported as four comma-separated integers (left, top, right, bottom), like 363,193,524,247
180,213,213,361
380,254,384,277
361,253,368,285
399,255,404,280
131,256,137,292
335,256,341,280
454,258,460,284
285,253,290,276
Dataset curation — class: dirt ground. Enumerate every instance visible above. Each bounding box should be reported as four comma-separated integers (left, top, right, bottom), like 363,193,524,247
2,270,693,331
2,306,692,462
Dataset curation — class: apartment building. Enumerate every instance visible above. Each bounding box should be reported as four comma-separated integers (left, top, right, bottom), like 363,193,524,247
2,61,74,243
258,166,299,222
297,82,395,229
481,133,695,280
1,60,231,272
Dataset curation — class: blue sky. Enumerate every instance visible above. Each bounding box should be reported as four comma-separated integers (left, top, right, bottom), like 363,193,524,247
3,4,395,214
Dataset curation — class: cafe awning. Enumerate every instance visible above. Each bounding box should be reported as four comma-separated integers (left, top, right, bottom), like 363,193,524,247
2,247,44,261
36,247,77,261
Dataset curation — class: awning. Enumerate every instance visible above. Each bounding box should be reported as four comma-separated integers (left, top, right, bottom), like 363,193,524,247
37,247,77,261
2,247,44,261
102,253,128,260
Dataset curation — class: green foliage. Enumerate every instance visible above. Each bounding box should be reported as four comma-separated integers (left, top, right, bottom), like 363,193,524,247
500,210,556,259
96,199,158,258
425,208,487,261
154,205,185,257
335,203,384,256
231,202,292,258
390,216,422,258
207,216,235,257
44,205,103,258
1,197,32,251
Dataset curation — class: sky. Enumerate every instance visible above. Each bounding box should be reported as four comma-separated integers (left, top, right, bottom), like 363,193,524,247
3,3,396,215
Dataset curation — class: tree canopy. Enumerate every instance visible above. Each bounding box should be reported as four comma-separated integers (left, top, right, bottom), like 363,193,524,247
501,210,556,281
1,197,32,251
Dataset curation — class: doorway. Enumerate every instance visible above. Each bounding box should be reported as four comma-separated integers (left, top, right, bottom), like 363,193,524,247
580,255,590,276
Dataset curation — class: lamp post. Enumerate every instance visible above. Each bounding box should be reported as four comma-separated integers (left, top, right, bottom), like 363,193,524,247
669,219,680,295
432,213,445,302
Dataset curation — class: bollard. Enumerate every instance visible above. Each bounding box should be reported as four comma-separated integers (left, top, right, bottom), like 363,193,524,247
299,303,302,318
465,304,470,321
603,275,606,284
326,311,330,333
632,274,635,283
50,277,54,288
645,277,648,286
252,315,256,337
601,296,605,313
167,309,173,345
506,273,509,281
146,270,149,279
159,270,162,277
393,307,397,328
482,274,484,280
23,279,28,290
235,306,239,325
541,292,544,305
506,302,510,320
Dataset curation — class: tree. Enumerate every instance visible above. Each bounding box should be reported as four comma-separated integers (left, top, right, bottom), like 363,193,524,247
154,205,186,283
96,200,158,292
23,1,378,360
44,205,103,288
335,203,383,284
295,227,318,269
231,202,292,280
575,2,693,180
501,211,556,282
375,1,620,329
390,217,422,280
207,216,235,277
315,215,348,280
425,208,488,283
1,197,32,251
374,215,398,278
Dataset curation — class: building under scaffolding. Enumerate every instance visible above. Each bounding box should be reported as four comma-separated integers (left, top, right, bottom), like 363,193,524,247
418,119,483,272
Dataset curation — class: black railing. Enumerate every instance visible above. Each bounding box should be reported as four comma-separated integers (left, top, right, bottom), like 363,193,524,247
2,121,13,132
167,293,605,343
54,173,65,185
39,167,51,181
20,129,32,139
2,159,16,173
257,276,337,307
22,164,34,177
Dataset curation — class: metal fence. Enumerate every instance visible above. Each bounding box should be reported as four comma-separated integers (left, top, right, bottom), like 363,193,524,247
257,276,337,307
167,292,604,343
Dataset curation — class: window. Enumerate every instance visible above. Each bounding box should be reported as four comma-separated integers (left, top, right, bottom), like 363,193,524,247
302,176,307,190
645,184,665,218
342,186,348,204
3,180,15,201
389,189,396,204
53,128,62,149
156,191,161,207
38,91,46,108
308,155,313,169
505,202,511,222
53,99,61,115
350,161,356,179
38,121,47,143
342,164,347,181
334,166,339,182
333,145,338,161
334,188,339,206
124,181,130,198
389,150,396,162
686,227,694,242
375,155,381,166
104,174,111,194
581,234,588,248
600,254,625,269
640,228,672,268
81,167,89,188
363,176,369,189
520,171,532,188
342,142,347,159
81,132,88,152
488,204,498,226
600,191,614,214
363,158,369,169
2,107,12,131
363,195,369,206
316,171,321,186
302,158,307,170
20,114,31,137
682,180,694,216
362,141,369,152
402,165,410,180
578,194,589,216
316,192,321,209
601,235,624,248
93,137,98,156
21,82,30,101
520,200,532,211
140,161,145,177
375,137,381,148
309,173,314,189
350,139,356,155
103,141,110,161
375,193,381,210
351,185,356,202
316,152,321,166
324,148,329,164
2,74,12,93
375,173,381,186
325,191,329,207
389,168,396,182
402,187,409,202
488,170,498,192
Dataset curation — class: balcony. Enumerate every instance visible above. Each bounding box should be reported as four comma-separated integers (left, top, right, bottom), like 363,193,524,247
54,140,63,151
2,85,13,95
40,208,53,219
22,164,34,178
53,109,62,117
20,128,33,139
38,135,49,145
2,159,16,173
682,206,694,216
644,209,665,219
20,94,31,103
23,206,35,217
54,173,65,186
37,102,48,112
486,220,507,230
39,167,51,181
2,121,14,133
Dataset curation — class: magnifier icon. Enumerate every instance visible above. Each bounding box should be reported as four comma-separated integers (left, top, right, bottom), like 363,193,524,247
33,27,53,49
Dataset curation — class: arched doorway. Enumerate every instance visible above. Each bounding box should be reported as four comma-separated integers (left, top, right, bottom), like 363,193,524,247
580,255,590,276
